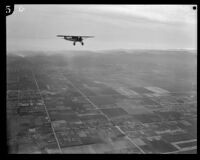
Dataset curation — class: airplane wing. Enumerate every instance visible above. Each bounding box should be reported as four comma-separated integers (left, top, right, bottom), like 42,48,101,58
57,35,71,37
57,35,94,38
81,36,94,38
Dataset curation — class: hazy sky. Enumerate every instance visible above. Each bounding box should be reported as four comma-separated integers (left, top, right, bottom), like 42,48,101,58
7,5,197,51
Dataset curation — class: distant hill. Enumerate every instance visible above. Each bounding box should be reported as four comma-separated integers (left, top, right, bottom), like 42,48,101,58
7,48,196,93
7,49,197,58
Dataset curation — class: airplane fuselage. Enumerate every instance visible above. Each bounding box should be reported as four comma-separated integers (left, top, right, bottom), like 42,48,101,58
64,36,83,45
64,36,82,42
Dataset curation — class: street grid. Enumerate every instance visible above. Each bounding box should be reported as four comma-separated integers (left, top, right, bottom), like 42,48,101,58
7,68,197,154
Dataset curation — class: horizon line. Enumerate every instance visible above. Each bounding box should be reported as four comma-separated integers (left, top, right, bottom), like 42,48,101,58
7,48,197,53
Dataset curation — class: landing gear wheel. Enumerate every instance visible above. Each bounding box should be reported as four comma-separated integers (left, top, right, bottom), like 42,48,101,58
81,42,84,46
73,42,76,46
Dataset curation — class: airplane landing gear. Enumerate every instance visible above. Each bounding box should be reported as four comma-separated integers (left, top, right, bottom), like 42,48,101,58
73,42,76,46
81,42,84,46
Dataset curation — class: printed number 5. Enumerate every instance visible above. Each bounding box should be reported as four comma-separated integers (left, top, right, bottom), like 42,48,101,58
6,6,11,14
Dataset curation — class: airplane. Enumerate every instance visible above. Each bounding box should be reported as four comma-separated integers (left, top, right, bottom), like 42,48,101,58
57,35,94,46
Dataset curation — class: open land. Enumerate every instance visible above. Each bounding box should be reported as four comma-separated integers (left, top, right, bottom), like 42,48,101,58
7,49,197,153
